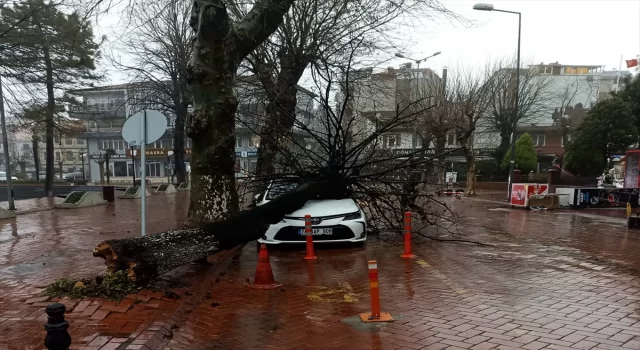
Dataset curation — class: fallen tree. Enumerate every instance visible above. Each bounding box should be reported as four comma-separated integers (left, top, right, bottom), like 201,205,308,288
94,173,351,283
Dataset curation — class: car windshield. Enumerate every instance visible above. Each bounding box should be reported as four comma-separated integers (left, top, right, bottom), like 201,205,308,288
264,178,352,201
265,180,298,200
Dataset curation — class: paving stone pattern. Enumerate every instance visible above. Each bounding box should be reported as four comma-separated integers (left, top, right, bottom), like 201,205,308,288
0,193,192,349
167,198,640,350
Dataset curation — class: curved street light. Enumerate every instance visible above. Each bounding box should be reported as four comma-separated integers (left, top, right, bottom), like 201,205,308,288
395,51,442,151
473,2,522,201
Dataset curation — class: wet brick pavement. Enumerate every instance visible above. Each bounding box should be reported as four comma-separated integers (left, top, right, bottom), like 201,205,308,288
166,197,640,350
0,193,192,350
3,192,640,349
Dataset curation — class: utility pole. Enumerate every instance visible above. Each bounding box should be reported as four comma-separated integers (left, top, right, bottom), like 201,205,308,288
0,74,16,210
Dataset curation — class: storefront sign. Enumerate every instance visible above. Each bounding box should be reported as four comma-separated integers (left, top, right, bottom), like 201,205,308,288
388,148,496,158
89,153,128,160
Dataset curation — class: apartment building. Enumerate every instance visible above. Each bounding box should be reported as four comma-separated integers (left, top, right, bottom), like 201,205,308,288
515,62,632,171
68,82,316,183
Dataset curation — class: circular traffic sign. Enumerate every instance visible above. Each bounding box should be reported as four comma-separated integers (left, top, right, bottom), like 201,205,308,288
121,110,168,145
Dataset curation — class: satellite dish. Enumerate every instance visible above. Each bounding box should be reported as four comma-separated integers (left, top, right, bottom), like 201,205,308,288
122,110,168,145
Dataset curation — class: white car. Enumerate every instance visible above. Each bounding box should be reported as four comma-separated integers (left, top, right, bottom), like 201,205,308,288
0,172,18,181
256,180,367,244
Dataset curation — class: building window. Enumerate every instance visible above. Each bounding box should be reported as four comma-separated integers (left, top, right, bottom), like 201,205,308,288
531,134,546,146
99,139,126,151
113,161,129,177
65,138,73,145
55,152,60,161
66,151,74,161
236,137,243,148
146,162,161,177
185,138,191,148
77,138,85,145
446,133,459,146
153,140,163,148
561,134,572,147
382,134,401,148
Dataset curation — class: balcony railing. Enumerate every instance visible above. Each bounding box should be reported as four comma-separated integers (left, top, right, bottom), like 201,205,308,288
83,127,123,134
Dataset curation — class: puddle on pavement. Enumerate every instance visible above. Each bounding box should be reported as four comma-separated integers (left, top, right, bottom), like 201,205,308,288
307,282,358,303
341,314,401,333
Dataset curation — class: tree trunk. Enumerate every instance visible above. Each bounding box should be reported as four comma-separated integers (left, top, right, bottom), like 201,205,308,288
465,149,477,196
42,43,55,196
173,104,187,184
19,163,26,179
186,0,295,225
58,161,63,181
186,50,239,225
98,162,105,184
94,174,348,283
105,155,111,184
32,136,40,183
254,57,307,178
434,135,446,186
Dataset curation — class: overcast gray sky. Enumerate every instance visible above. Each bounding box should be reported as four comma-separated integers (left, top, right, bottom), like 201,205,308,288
391,0,640,75
100,0,640,85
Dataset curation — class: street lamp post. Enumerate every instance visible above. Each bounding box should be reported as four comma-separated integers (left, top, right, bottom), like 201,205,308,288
473,3,521,201
394,51,442,152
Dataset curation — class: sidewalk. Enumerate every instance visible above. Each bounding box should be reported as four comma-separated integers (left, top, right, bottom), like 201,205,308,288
0,193,197,349
3,194,640,349
166,197,640,350
0,197,63,214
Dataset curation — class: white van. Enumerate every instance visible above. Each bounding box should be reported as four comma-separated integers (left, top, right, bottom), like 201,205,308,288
0,172,18,181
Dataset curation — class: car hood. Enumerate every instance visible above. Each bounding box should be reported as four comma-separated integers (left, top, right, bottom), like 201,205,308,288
284,199,359,217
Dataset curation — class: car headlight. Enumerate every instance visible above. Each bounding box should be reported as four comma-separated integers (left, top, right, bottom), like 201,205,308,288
344,211,362,220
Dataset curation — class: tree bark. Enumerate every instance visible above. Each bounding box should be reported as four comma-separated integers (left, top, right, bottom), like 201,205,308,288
186,0,295,225
254,55,308,178
464,148,477,196
98,162,105,184
94,174,349,283
434,135,446,186
173,104,187,184
42,43,55,196
32,136,40,183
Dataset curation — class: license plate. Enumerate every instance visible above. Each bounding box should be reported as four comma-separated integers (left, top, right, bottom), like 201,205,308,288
298,228,333,236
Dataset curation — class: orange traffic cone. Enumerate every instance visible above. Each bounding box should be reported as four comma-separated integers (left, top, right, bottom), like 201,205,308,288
249,244,282,290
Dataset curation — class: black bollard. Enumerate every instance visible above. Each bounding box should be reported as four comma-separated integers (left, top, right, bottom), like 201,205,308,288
44,303,71,350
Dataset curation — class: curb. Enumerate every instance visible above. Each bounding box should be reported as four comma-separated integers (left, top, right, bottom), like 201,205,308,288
126,244,245,349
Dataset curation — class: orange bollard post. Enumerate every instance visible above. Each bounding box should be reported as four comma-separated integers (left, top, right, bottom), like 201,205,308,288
359,260,394,323
401,211,415,258
304,214,318,260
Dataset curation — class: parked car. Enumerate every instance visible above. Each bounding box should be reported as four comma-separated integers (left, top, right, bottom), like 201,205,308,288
0,172,18,181
65,173,87,184
255,179,367,244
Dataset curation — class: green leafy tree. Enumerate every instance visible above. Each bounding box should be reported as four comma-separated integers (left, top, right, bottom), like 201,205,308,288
618,75,640,140
0,0,101,196
564,97,637,176
502,133,538,174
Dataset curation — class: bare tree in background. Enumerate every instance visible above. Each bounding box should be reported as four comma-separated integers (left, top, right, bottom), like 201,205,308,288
483,59,551,162
94,41,459,283
109,0,192,184
234,0,459,181
412,68,452,186
550,75,597,147
449,67,492,195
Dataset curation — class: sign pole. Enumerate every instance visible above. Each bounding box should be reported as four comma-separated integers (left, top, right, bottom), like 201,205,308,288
130,145,136,185
141,110,147,237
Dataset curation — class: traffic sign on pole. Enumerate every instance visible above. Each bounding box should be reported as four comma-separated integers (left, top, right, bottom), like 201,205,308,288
122,110,168,237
